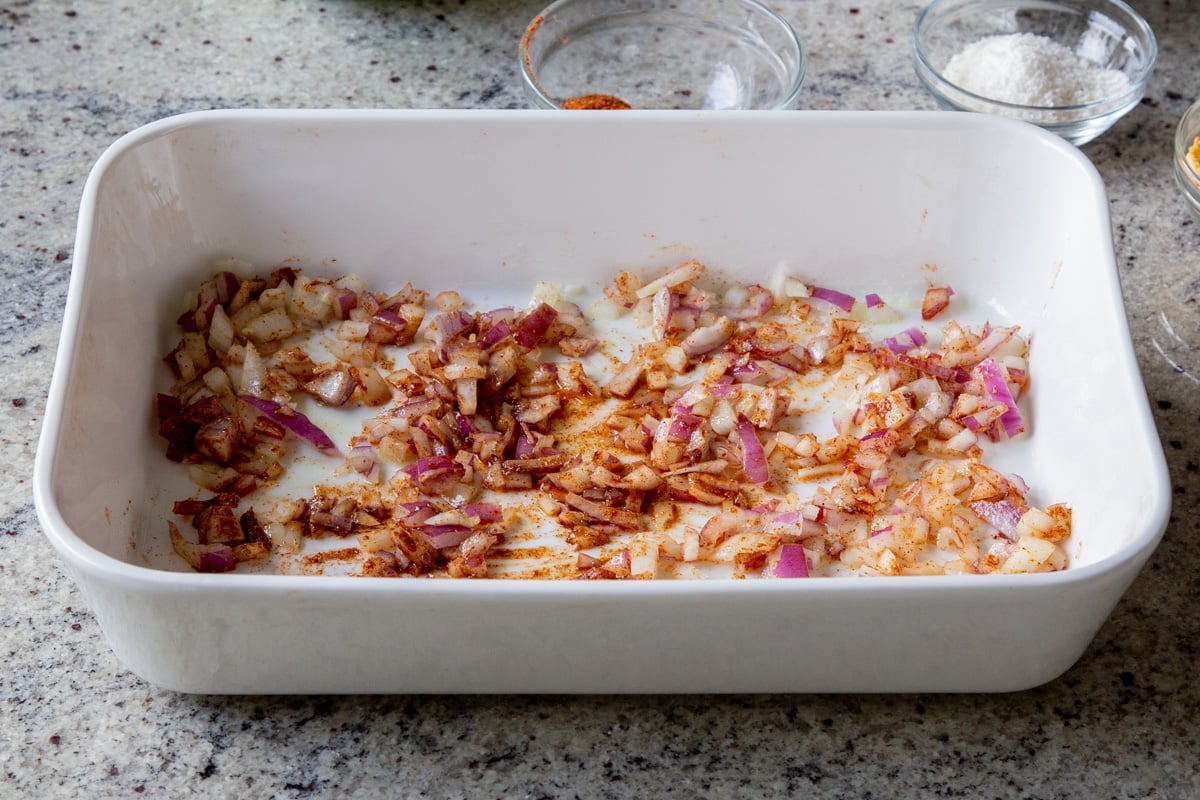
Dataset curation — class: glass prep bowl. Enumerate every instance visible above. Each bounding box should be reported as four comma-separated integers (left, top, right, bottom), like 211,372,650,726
519,0,806,111
1176,99,1200,223
912,0,1156,145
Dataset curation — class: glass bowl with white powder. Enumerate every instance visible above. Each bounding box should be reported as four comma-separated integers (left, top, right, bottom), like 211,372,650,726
913,0,1156,145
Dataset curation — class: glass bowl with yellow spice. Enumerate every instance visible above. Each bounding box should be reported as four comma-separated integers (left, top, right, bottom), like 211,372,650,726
519,0,805,110
1176,99,1200,223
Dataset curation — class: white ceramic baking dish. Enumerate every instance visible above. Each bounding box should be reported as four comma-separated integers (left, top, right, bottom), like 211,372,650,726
34,109,1169,693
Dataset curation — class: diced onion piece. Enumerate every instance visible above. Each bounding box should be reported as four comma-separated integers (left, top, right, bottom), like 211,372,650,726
239,394,339,455
944,427,978,452
782,277,810,299
651,286,674,340
202,367,232,396
973,357,1025,438
265,520,305,554
348,443,381,482
921,286,954,321
997,535,1057,574
434,290,462,311
736,414,769,484
1014,506,1056,540
629,538,659,579
208,304,235,353
304,367,356,407
169,522,235,573
773,544,809,577
940,326,1015,368
460,502,503,523
969,499,1024,540
239,342,268,397
634,259,703,299
421,526,472,549
513,303,558,348
809,286,856,312
680,317,735,357
241,307,296,343
882,326,928,354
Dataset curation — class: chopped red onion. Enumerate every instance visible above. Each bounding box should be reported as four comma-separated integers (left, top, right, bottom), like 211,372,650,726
348,442,381,482
421,526,472,549
238,395,338,456
398,501,438,525
652,286,674,340
197,297,220,328
882,326,928,354
921,286,954,321
392,397,441,422
774,544,809,577
460,502,503,523
479,317,513,348
726,285,775,320
896,353,968,383
605,548,632,572
974,357,1025,438
159,262,1059,581
514,434,534,459
304,366,356,407
422,310,472,349
455,413,474,437
698,509,761,547
810,286,855,312
736,414,769,484
215,271,241,304
680,317,735,357
400,455,458,480
945,427,978,452
157,392,182,420
869,468,890,490
513,303,558,348
334,289,358,319
169,522,235,573
970,499,1024,540
634,260,703,299
730,359,763,384
667,413,702,442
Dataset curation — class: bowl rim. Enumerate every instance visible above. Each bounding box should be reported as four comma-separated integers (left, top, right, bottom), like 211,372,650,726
1175,99,1200,186
32,108,1171,597
518,0,807,111
912,0,1158,114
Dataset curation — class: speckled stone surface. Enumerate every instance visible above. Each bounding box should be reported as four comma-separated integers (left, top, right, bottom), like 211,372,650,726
3,1,1199,797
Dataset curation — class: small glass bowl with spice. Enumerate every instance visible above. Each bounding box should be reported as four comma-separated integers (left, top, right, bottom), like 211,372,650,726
912,0,1156,145
1175,99,1200,224
519,0,806,111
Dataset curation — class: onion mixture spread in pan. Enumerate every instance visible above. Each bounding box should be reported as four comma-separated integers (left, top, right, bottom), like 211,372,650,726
156,259,1070,579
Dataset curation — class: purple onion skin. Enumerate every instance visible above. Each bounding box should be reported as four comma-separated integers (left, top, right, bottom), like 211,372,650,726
198,548,236,573
775,544,809,578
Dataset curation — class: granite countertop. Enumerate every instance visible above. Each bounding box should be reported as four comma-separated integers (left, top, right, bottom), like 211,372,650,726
3,1,1198,796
